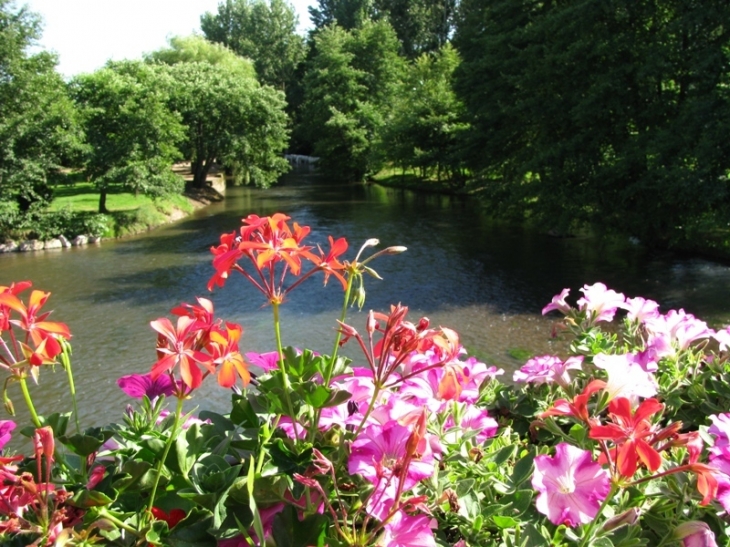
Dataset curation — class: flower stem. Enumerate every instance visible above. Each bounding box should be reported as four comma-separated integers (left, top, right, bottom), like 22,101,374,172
325,274,354,386
146,395,184,522
60,342,81,434
309,275,355,443
18,375,41,428
272,303,300,440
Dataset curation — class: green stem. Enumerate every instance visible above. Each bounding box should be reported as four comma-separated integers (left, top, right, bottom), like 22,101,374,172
146,395,184,521
19,376,41,428
309,275,355,443
60,342,81,434
97,509,144,537
272,303,300,440
325,274,354,386
578,484,616,547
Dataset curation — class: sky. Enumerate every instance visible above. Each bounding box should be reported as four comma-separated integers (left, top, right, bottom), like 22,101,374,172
23,0,315,78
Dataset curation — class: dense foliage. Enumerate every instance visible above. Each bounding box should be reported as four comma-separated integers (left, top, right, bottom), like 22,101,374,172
1,215,730,546
0,0,82,232
71,62,186,214
201,0,306,91
453,0,730,244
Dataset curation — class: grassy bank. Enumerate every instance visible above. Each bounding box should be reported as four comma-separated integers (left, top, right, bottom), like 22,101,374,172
48,178,196,239
371,167,469,194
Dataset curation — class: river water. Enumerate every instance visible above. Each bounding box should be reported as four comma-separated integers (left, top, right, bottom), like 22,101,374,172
2,169,730,430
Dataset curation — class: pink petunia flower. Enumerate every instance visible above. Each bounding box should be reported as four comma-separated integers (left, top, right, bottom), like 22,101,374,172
542,288,572,315
0,420,15,451
531,442,611,527
378,510,437,547
513,355,582,388
623,296,660,323
117,372,177,400
576,283,625,323
349,420,435,492
593,353,658,404
443,405,498,445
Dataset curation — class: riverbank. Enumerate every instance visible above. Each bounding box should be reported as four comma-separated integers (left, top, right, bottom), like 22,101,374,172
0,164,226,253
371,170,730,263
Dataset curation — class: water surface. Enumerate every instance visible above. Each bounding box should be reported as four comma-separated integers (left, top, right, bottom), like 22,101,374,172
2,170,730,429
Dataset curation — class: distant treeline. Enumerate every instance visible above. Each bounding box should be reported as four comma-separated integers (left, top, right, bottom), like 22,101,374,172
2,0,729,248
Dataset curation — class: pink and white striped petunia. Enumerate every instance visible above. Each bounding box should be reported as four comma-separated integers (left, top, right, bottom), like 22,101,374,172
532,442,611,527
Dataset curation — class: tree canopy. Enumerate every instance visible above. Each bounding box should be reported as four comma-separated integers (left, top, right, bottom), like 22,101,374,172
300,19,405,180
71,61,185,213
0,0,81,228
201,0,305,90
148,37,291,190
453,0,730,244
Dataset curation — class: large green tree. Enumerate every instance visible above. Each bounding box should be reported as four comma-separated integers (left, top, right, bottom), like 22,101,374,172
300,20,405,181
157,60,290,189
0,1,81,229
454,0,730,245
372,0,456,58
378,43,468,185
201,0,305,91
71,62,185,213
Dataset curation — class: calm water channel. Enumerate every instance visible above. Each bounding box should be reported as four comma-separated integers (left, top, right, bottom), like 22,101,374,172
2,169,730,430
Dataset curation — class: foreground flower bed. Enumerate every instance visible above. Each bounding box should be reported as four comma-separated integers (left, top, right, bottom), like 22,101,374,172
0,213,729,546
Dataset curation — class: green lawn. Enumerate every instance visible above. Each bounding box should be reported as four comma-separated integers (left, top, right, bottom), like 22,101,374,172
47,178,194,238
50,182,165,213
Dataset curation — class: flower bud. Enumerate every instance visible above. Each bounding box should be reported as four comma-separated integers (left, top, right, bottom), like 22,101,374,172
602,508,639,532
675,521,718,547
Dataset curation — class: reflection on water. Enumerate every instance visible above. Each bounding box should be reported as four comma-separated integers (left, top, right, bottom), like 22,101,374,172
2,169,730,429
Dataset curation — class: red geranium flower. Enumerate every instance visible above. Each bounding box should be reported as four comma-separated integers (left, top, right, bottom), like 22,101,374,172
589,397,664,478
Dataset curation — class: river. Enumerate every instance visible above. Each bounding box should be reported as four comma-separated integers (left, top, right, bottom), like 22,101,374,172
2,169,730,431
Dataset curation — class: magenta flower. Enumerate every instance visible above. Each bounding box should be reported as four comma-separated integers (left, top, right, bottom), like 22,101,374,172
675,521,718,547
117,372,177,400
576,282,625,323
378,510,436,547
443,405,498,445
512,355,582,387
0,420,15,451
542,288,572,315
245,350,281,372
531,442,611,527
349,420,435,491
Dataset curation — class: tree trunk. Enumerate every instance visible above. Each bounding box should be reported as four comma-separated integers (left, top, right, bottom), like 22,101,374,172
98,189,108,214
192,158,212,189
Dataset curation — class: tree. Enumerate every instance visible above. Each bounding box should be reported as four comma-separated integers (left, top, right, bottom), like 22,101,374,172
0,0,82,230
372,0,457,58
71,62,185,213
160,61,290,189
378,43,469,185
145,34,256,79
454,0,730,245
308,0,374,31
201,0,305,91
300,20,405,181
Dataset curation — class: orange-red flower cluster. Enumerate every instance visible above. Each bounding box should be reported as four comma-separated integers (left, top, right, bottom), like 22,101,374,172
149,298,250,391
208,213,348,304
0,282,71,373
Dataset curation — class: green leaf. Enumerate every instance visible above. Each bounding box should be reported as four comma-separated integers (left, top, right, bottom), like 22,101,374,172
230,397,261,429
59,427,115,457
300,382,332,409
493,515,519,529
272,505,328,547
69,489,114,508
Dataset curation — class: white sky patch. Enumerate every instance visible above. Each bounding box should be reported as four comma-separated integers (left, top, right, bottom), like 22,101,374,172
23,0,314,78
